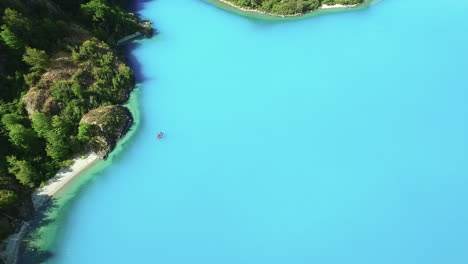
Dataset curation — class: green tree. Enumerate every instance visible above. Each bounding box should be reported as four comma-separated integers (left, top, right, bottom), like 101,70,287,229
2,9,32,35
1,113,22,129
0,189,17,209
23,47,50,73
0,26,24,50
77,123,93,142
43,116,73,161
1,8,31,49
5,124,37,150
45,134,70,161
81,0,112,34
31,112,52,138
1,114,37,150
6,156,37,187
24,71,42,87
51,115,73,136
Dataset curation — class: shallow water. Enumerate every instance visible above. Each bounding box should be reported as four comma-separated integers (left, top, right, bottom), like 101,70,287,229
25,0,468,263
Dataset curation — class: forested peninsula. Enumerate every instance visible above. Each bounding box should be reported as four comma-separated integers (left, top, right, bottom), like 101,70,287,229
0,0,150,253
218,0,366,16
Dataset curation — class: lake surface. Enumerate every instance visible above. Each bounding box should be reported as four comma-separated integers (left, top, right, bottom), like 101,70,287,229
23,0,468,263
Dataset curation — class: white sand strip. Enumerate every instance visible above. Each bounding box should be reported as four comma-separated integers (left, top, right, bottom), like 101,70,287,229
320,4,358,10
31,153,101,209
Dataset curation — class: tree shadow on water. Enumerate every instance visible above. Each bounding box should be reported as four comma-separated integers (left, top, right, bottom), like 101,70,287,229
124,42,147,84
128,0,155,15
17,197,60,264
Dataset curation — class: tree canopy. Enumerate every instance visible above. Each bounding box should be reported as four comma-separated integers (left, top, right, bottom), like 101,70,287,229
224,0,365,15
81,0,143,40
0,189,17,209
0,0,144,240
23,47,50,73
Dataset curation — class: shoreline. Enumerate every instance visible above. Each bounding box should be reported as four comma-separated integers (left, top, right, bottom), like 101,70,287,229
0,222,29,264
1,1,150,263
31,153,102,210
1,153,101,264
212,0,366,18
13,87,142,264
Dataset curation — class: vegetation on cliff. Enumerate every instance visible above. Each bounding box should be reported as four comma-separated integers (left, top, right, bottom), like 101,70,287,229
80,105,133,156
0,0,148,241
222,0,365,15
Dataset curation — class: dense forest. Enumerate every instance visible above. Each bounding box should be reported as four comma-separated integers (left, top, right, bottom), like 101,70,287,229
0,0,148,243
224,0,365,15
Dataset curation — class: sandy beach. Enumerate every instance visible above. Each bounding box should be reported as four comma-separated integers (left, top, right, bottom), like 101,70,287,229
1,153,100,264
320,4,358,10
31,153,101,209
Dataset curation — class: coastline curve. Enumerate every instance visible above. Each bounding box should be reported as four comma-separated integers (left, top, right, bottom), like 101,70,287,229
205,0,378,20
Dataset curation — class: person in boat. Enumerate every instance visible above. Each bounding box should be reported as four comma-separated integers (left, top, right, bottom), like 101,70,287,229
157,132,163,139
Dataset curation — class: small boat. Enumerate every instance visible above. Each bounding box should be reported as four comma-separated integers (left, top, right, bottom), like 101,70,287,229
157,132,163,140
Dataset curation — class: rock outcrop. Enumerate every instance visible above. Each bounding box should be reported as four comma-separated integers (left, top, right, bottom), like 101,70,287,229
141,21,153,37
80,105,133,158
23,52,79,116
23,87,59,116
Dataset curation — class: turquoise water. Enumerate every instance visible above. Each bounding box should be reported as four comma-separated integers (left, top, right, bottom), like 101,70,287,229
27,0,468,263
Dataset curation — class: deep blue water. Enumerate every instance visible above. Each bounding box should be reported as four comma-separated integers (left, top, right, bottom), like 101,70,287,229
38,0,468,263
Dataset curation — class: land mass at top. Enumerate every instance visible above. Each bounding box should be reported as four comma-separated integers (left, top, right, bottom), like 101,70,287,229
216,0,366,16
